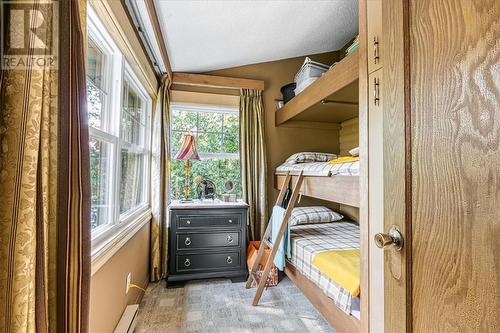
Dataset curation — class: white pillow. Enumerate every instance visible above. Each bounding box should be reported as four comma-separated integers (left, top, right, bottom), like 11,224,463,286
289,206,344,226
349,147,360,157
285,152,337,164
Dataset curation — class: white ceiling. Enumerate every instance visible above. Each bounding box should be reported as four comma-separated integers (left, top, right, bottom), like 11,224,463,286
151,0,359,72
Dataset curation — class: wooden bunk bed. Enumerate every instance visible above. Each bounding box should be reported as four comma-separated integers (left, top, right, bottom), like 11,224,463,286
270,48,363,332
275,172,359,207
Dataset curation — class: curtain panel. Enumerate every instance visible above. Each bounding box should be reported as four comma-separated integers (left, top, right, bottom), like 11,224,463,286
240,89,268,240
150,75,171,282
0,0,91,332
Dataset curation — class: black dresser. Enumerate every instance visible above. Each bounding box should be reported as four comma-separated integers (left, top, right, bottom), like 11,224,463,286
167,200,248,285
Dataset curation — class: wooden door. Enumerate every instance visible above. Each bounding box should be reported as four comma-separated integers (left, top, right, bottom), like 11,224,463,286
378,0,500,332
409,0,499,331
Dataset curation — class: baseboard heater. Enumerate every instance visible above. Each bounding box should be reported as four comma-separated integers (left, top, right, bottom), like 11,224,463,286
113,304,139,333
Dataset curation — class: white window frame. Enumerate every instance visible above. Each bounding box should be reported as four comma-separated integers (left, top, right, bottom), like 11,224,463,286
116,64,152,225
169,103,240,160
87,5,152,264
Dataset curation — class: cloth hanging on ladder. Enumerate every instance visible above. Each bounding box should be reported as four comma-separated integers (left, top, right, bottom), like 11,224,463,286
271,205,291,270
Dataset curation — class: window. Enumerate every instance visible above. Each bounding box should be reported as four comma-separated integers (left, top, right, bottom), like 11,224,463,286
119,75,150,216
87,6,152,240
170,104,241,200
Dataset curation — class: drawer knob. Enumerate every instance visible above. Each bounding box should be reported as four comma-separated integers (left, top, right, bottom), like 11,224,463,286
228,219,233,223
184,258,191,267
227,235,233,243
186,220,191,225
184,237,191,246
226,256,233,264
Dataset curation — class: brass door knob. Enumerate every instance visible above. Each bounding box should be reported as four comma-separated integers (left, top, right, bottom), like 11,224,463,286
374,227,403,251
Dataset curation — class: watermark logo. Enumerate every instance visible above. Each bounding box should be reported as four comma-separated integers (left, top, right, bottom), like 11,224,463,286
1,0,58,70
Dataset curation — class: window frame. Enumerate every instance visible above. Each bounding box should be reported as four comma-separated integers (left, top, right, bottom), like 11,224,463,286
115,63,152,225
87,5,152,252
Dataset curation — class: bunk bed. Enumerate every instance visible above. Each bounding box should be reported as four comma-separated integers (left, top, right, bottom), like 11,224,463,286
271,48,362,332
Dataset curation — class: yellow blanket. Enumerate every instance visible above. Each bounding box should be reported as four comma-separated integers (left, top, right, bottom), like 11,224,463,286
327,156,360,165
312,249,360,297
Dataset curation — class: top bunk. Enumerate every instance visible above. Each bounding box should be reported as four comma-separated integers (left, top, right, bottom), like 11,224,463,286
274,151,360,208
275,48,359,126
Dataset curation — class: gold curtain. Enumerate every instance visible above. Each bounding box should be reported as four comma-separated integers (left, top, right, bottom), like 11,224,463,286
240,89,268,240
150,75,171,281
0,0,90,332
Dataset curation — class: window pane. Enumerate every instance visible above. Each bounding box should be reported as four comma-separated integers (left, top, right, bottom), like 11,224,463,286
223,114,239,136
171,110,197,132
171,130,183,156
119,148,145,214
89,137,112,229
198,112,222,132
86,40,107,129
170,159,242,200
223,133,239,154
197,132,222,153
122,80,145,146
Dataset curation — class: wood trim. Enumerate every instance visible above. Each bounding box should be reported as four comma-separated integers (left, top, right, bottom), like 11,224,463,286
172,72,265,91
274,174,360,208
402,1,412,331
284,261,360,333
275,49,359,125
358,0,369,332
144,0,173,80
170,90,240,107
383,0,410,332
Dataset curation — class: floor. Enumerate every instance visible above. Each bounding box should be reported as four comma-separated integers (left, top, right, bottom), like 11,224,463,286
135,277,334,333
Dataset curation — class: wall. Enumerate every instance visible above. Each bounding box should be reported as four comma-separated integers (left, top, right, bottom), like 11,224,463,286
339,117,359,155
89,223,150,333
206,52,343,206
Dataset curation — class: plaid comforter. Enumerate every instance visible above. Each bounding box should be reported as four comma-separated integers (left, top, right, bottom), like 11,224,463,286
276,161,360,176
289,222,360,315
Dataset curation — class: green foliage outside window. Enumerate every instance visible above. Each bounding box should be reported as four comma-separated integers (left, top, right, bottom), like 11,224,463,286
170,107,242,200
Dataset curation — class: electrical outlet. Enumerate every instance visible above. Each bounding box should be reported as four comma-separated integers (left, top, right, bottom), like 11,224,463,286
126,272,131,294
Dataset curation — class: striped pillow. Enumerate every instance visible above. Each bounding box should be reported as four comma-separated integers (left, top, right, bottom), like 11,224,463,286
289,206,344,226
285,152,337,164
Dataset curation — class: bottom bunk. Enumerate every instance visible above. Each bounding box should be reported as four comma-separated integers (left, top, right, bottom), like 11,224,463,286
285,262,360,332
285,221,361,332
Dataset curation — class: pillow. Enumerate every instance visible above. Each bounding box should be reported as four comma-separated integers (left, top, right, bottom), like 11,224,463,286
349,147,359,157
289,206,344,226
285,152,337,164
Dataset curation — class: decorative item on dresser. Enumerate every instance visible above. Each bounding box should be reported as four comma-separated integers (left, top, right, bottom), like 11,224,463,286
168,200,249,285
174,133,201,202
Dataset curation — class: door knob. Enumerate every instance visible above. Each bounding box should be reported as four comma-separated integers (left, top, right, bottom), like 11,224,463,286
374,227,403,251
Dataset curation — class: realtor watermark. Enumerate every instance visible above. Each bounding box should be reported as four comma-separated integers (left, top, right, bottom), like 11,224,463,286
1,0,58,70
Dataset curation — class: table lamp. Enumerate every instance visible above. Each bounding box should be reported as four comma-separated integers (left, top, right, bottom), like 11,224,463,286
174,133,200,202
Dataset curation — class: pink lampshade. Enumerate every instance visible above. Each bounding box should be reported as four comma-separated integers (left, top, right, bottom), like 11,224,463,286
174,133,200,161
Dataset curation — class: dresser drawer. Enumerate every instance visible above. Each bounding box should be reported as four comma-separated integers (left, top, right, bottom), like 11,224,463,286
176,252,241,272
177,214,241,229
177,232,240,250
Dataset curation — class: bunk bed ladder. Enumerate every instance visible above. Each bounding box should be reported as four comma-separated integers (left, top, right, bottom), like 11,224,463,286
245,171,304,306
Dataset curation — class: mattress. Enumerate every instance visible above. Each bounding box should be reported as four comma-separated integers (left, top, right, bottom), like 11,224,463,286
289,222,360,317
276,161,359,176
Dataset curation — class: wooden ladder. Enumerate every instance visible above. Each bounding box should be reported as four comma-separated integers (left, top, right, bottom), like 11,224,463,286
246,171,304,306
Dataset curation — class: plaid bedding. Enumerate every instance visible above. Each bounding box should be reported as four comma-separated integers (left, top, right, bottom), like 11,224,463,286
285,152,337,164
289,206,343,226
276,161,360,176
289,222,360,315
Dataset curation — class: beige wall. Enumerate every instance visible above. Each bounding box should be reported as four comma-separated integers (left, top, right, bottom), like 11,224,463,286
90,222,151,333
206,52,344,205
